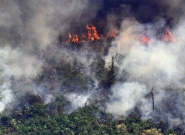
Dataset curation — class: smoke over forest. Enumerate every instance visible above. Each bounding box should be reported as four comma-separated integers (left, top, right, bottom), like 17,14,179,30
1,0,185,133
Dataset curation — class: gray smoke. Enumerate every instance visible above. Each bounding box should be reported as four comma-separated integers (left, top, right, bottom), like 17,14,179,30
1,0,185,131
106,82,149,116
104,16,185,129
0,0,101,112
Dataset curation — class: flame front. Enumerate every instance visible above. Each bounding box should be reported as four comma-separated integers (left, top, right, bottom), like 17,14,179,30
136,29,176,45
66,25,102,43
86,25,100,41
67,33,79,43
66,26,176,45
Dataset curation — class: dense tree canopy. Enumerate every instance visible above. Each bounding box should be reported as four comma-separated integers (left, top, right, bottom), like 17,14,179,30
0,96,176,134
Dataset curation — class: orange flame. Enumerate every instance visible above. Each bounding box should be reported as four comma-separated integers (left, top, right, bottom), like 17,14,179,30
86,25,100,41
91,25,100,40
67,33,79,43
136,34,151,45
162,29,176,42
65,27,177,45
72,35,79,43
66,25,118,44
86,25,92,40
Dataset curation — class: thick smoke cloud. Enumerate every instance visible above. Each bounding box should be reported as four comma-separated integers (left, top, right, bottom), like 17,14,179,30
97,0,185,32
106,82,148,116
1,0,185,132
105,15,185,129
101,1,185,130
0,0,101,112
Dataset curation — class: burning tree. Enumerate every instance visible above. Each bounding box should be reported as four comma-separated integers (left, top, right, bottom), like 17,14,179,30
86,25,100,41
65,25,116,44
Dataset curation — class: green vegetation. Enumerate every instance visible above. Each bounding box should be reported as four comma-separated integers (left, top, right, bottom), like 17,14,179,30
0,47,177,134
0,94,177,134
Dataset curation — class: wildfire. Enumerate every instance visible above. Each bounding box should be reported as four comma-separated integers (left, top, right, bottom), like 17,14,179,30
65,25,176,45
67,33,79,43
66,25,118,44
67,25,102,43
162,29,176,42
86,25,100,41
136,34,151,45
136,29,176,45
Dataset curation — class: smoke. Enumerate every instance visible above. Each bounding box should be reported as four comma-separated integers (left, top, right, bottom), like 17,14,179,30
0,46,42,78
0,0,101,112
102,1,185,131
97,0,185,34
65,92,91,113
0,82,14,112
106,82,148,116
24,0,98,49
1,0,185,132
104,13,185,130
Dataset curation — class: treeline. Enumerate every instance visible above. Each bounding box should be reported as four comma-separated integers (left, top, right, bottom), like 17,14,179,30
0,45,178,134
0,93,176,135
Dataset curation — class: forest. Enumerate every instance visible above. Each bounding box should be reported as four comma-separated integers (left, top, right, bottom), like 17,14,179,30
0,42,178,134
1,0,185,134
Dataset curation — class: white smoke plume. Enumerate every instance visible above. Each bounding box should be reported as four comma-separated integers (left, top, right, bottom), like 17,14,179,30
0,82,14,112
65,92,91,113
106,82,149,116
0,46,42,78
104,17,185,129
